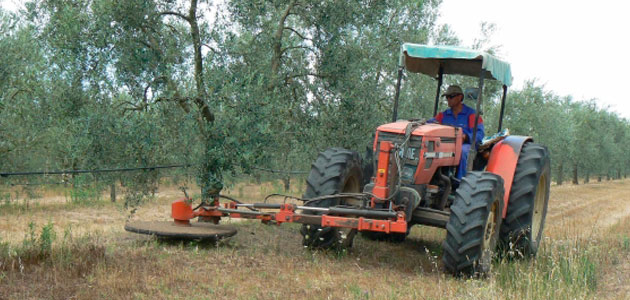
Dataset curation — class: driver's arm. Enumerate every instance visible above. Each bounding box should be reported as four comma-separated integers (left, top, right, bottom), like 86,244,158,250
463,114,484,144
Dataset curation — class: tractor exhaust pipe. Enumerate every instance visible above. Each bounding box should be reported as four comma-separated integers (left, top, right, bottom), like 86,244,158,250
438,173,451,210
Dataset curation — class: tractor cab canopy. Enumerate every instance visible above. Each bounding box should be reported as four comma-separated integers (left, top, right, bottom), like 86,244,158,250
390,43,513,140
399,43,512,87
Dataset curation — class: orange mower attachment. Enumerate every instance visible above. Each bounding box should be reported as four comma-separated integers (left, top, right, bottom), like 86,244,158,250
125,197,408,241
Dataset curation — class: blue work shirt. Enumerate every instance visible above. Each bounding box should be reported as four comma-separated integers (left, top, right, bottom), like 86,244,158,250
430,104,484,146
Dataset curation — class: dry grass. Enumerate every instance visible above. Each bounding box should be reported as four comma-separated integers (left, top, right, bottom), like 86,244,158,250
1,178,630,299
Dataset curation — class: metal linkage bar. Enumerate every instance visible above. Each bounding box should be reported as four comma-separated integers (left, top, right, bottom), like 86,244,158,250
188,200,407,234
233,203,397,219
322,214,407,234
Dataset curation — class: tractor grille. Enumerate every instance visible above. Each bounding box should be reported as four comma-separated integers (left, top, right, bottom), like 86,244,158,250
375,132,422,184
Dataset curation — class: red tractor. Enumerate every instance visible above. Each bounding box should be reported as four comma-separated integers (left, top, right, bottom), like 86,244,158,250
126,44,550,276
299,44,550,275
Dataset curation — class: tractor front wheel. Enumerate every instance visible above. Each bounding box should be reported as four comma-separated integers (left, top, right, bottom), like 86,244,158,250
500,143,551,257
300,148,363,249
442,171,504,276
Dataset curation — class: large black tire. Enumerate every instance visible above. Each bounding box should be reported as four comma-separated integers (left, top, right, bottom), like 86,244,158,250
500,143,551,257
300,148,363,249
442,172,504,276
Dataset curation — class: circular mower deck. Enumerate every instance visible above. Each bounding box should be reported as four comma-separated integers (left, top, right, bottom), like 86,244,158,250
125,221,237,241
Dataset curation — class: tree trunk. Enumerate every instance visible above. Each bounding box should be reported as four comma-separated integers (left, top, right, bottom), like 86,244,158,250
151,169,158,197
585,171,589,184
187,0,221,202
160,2,219,202
597,175,602,182
188,0,213,124
71,161,77,187
283,176,290,192
110,183,116,202
572,164,579,185
557,162,564,185
270,0,297,80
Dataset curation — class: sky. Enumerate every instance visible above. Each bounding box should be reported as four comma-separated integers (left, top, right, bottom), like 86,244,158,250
438,0,630,119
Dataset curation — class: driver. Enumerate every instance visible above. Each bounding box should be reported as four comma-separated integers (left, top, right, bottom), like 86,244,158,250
429,85,484,179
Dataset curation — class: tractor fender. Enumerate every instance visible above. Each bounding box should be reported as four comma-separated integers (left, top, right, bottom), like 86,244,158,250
486,135,532,218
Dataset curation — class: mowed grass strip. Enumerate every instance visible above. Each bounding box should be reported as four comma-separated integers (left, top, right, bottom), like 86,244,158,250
1,179,630,299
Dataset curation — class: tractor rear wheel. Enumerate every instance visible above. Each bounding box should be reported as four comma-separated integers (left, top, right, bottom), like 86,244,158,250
442,172,504,276
500,143,551,257
300,148,363,249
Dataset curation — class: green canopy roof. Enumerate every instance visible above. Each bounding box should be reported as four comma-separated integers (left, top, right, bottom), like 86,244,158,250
400,43,513,87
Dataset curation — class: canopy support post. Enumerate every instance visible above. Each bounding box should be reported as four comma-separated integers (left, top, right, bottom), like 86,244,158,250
432,66,444,117
467,70,485,172
392,66,404,122
497,85,508,133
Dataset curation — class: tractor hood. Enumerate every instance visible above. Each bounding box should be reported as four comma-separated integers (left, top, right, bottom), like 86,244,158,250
377,121,460,138
400,43,512,86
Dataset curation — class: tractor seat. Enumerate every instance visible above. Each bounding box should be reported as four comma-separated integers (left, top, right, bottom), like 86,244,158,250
473,129,509,171
479,128,510,151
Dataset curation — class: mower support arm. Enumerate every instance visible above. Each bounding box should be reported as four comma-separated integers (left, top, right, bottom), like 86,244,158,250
172,199,407,234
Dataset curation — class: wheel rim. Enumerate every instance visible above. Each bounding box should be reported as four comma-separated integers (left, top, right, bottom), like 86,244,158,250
342,171,361,206
337,172,361,245
531,171,547,244
480,199,499,267
344,173,360,193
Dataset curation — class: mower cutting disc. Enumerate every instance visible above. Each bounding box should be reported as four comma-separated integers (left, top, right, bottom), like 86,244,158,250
125,221,237,241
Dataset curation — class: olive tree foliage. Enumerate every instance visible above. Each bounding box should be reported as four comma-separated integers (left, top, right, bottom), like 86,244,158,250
8,0,261,200
2,0,630,202
226,0,444,179
395,23,460,122
500,81,630,184
0,9,48,172
500,81,571,183
591,108,624,181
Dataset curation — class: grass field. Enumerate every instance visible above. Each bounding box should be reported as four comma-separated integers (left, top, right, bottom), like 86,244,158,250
1,179,630,299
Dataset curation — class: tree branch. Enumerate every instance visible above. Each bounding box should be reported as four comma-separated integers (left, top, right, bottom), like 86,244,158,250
143,84,151,104
165,23,181,35
119,100,148,115
121,94,193,115
10,89,32,100
202,43,219,54
285,72,328,81
280,45,313,55
139,27,164,58
283,26,310,41
159,11,191,23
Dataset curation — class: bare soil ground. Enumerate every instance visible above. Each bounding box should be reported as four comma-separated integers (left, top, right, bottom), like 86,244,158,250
1,179,630,299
